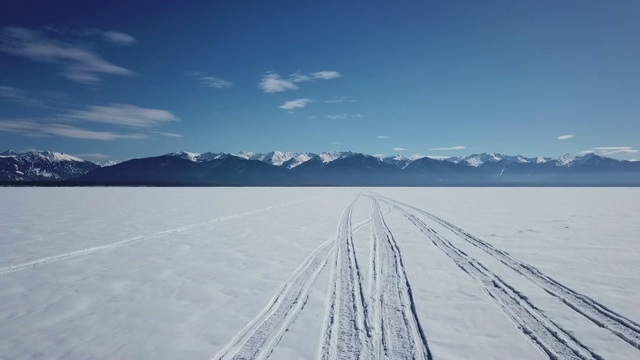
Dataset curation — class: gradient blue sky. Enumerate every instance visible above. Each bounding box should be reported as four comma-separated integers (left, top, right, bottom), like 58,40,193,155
1,0,639,161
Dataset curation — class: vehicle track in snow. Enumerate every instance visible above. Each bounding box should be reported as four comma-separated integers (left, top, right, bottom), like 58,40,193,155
212,209,372,360
375,194,640,352
319,195,373,360
373,194,601,360
0,198,311,276
368,198,432,360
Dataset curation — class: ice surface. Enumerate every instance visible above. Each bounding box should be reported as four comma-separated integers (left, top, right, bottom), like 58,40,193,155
1,187,639,359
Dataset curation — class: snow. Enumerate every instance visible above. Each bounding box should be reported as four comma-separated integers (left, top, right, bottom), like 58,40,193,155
32,151,85,162
97,160,119,167
1,188,639,359
0,151,84,162
556,154,575,166
170,151,201,162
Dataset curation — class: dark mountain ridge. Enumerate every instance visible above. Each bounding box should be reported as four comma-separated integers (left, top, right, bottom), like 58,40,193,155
2,150,639,186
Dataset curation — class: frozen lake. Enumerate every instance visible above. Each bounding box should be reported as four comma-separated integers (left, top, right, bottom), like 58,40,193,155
1,187,639,359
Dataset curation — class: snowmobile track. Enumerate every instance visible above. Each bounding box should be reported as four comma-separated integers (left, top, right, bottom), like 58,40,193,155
213,196,371,360
319,195,373,360
374,194,601,360
368,198,432,360
0,198,311,276
375,193,640,352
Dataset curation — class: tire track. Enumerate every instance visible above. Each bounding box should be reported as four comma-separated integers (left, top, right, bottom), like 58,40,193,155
212,196,371,360
369,198,432,360
0,198,312,276
375,195,600,360
319,195,373,360
376,194,640,351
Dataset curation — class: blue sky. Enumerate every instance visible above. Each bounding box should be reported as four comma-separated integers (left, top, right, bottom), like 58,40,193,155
1,0,639,162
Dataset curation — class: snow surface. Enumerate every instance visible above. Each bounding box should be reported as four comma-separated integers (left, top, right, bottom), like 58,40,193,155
1,188,639,359
0,151,84,162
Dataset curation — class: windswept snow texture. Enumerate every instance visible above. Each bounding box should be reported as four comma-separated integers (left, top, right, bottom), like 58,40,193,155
1,188,640,360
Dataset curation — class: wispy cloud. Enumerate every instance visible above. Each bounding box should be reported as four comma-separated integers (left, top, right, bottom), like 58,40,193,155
0,119,42,135
259,70,341,93
324,96,355,104
101,31,136,46
311,71,341,80
0,85,45,107
66,104,178,127
155,131,183,138
279,98,312,110
44,27,136,46
45,124,146,140
373,153,386,158
0,119,147,140
429,145,466,151
558,134,574,140
393,147,406,151
376,135,389,139
260,73,299,93
1,27,134,84
327,113,362,120
579,146,638,156
186,71,232,89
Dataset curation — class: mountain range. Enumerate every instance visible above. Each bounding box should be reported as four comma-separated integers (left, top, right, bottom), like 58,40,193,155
2,150,639,186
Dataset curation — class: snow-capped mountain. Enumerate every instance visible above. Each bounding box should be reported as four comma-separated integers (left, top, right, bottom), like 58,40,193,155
168,150,355,169
452,153,536,167
0,150,99,181
96,160,120,167
4,149,639,185
169,151,230,163
380,155,412,169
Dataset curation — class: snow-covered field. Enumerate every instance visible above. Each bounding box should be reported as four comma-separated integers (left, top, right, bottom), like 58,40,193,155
1,187,639,360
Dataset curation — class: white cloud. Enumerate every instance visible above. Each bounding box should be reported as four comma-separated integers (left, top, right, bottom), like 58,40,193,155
0,119,146,140
373,154,385,158
0,85,45,107
325,96,355,104
1,27,134,84
0,119,41,135
186,71,232,88
44,27,136,46
289,72,311,83
629,159,638,162
327,113,362,120
558,134,574,140
102,31,136,46
429,145,466,151
311,71,341,80
200,77,233,88
259,70,341,93
377,135,389,139
580,146,638,157
279,98,311,110
259,73,298,93
66,103,178,127
426,155,451,160
155,131,183,138
393,147,406,151
593,146,634,150
44,124,146,140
